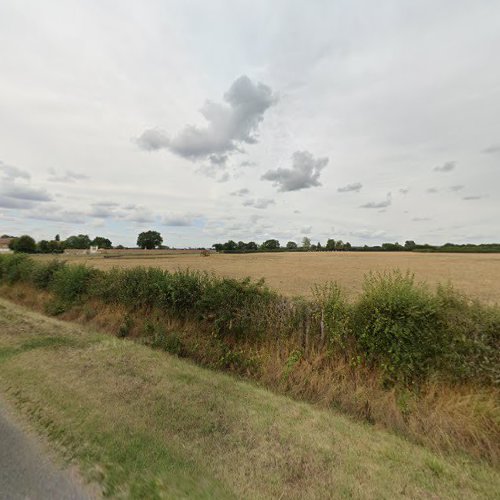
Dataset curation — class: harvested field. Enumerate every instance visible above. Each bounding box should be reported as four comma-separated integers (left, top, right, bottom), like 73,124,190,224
35,251,500,303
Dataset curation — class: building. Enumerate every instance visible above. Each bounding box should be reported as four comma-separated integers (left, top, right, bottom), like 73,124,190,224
0,237,14,253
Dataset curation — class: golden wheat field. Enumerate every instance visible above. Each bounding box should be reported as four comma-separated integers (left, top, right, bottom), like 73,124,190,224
36,251,500,303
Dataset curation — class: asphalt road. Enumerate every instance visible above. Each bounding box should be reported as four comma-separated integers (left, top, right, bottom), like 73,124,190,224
0,399,93,500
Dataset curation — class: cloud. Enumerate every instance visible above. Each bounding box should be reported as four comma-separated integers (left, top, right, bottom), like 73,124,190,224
427,187,439,193
434,161,456,172
230,188,250,197
89,202,119,218
162,213,196,226
122,206,156,223
463,195,483,200
399,188,409,195
240,160,257,167
262,151,328,192
27,209,87,224
412,217,432,221
137,75,276,162
0,182,52,202
301,226,312,234
47,169,89,183
450,184,465,191
242,198,275,209
0,161,30,180
360,192,392,209
337,182,362,193
349,229,387,239
0,196,34,210
482,144,500,154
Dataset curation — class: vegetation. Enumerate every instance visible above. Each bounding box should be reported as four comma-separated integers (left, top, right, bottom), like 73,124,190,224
8,235,36,253
0,254,498,464
1,301,498,498
137,230,163,250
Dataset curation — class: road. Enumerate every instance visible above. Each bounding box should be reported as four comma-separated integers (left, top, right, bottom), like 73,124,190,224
0,398,94,500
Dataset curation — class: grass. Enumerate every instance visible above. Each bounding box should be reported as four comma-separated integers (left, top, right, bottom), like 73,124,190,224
34,250,500,303
0,298,499,499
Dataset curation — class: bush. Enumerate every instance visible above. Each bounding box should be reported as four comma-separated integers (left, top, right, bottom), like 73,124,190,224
352,271,445,382
31,260,67,289
0,254,35,284
51,265,95,302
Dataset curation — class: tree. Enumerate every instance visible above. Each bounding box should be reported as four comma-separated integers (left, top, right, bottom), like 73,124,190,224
286,241,298,250
55,234,60,242
91,236,112,249
316,242,322,251
261,239,280,250
237,241,247,251
344,241,352,250
222,240,237,251
335,240,344,251
64,234,91,249
212,243,223,252
404,240,417,251
137,230,163,249
37,240,50,253
325,238,336,251
10,235,36,253
301,237,311,251
246,241,258,251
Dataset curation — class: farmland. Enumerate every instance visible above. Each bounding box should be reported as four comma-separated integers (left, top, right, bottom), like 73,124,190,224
36,250,500,303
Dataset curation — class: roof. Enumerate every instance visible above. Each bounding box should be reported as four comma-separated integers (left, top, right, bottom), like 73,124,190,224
0,237,13,247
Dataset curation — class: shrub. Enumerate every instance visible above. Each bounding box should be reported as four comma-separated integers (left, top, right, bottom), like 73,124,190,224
51,265,95,302
352,271,445,382
0,254,35,284
31,260,67,289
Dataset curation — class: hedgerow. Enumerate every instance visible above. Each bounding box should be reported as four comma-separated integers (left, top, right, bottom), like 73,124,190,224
0,254,498,386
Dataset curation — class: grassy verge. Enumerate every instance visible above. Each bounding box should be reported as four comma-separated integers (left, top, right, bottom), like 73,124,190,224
1,298,499,498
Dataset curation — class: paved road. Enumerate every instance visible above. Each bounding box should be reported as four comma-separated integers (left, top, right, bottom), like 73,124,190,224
0,399,94,500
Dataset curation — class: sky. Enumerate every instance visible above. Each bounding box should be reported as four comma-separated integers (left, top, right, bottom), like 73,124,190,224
0,0,499,247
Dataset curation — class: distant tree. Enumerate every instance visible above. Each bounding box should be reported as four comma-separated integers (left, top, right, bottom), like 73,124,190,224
55,234,60,242
404,240,417,251
37,240,50,253
310,243,317,251
301,237,311,251
116,244,125,250
344,242,352,250
212,243,223,252
246,241,258,250
261,239,280,250
335,240,344,251
382,242,404,251
64,234,91,249
137,230,163,249
286,241,298,250
91,236,112,249
316,242,323,251
223,240,237,251
237,241,247,251
325,238,336,251
10,235,36,253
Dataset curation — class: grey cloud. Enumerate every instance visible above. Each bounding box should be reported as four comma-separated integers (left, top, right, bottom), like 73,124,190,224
463,195,483,200
301,226,312,234
136,128,170,151
240,160,257,167
349,229,387,239
243,198,275,209
412,217,432,221
360,192,392,209
124,207,156,223
162,214,195,226
27,209,87,224
0,161,30,180
230,188,250,197
399,188,409,195
450,184,464,191
482,144,500,154
427,187,439,193
0,182,52,202
434,161,456,172
137,76,276,162
0,196,34,209
262,151,328,192
89,202,117,218
47,169,89,183
337,182,362,193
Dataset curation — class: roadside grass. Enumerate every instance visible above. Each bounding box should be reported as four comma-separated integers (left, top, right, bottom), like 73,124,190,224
0,298,499,499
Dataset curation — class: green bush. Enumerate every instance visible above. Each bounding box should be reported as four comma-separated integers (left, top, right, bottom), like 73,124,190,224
0,254,35,284
31,260,67,289
51,265,95,302
352,271,445,382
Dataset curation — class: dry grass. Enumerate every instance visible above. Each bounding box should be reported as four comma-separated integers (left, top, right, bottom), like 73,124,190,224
35,251,500,303
1,298,499,499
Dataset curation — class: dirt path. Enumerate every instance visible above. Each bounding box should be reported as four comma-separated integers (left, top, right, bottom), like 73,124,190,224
0,398,95,500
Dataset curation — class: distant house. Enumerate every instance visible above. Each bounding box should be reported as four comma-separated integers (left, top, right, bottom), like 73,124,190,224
64,246,101,256
0,237,14,253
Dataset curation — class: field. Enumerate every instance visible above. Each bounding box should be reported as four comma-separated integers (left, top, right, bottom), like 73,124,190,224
36,250,500,303
1,298,498,499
